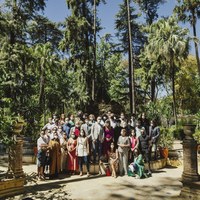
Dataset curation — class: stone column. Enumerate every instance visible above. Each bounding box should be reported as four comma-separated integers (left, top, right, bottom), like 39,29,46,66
8,139,24,178
182,125,199,182
7,118,25,179
13,140,24,178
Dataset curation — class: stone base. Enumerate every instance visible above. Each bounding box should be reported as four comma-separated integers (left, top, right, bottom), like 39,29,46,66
81,158,169,175
0,178,24,198
82,164,100,174
168,157,182,167
182,172,199,182
180,182,200,200
23,155,36,164
145,158,167,170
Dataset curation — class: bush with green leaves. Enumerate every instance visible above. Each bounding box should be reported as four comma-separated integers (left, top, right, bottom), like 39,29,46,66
193,130,200,144
0,113,16,147
168,125,184,140
158,127,174,149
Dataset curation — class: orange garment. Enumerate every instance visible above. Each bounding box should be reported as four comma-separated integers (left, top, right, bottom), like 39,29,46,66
49,139,61,175
67,138,78,171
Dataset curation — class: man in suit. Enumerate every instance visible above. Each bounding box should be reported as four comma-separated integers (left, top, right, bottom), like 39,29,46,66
91,116,105,163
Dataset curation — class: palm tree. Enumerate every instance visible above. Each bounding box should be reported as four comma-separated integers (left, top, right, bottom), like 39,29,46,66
174,0,200,77
142,16,189,125
134,0,166,102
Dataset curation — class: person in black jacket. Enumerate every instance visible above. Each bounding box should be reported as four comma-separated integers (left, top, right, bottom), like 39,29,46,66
138,112,150,135
138,127,151,175
149,120,160,160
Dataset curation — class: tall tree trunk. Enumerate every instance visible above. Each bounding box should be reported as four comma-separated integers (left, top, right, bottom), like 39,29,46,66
192,10,200,77
92,0,96,101
171,58,177,126
150,76,156,102
127,0,136,114
82,2,91,97
39,63,45,109
146,7,156,102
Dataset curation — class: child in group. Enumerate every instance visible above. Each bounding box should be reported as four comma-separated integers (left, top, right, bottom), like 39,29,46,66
129,128,138,162
76,129,90,177
108,142,119,178
117,129,130,176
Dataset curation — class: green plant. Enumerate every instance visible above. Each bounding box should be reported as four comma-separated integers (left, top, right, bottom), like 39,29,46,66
193,130,200,144
195,111,200,129
158,127,174,149
169,125,184,140
0,111,25,147
179,115,197,125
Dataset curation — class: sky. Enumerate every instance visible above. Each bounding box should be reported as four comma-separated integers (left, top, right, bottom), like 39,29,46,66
44,0,175,35
0,0,197,54
43,0,197,55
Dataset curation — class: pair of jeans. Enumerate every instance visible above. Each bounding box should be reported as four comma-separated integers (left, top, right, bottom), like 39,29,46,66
78,156,89,172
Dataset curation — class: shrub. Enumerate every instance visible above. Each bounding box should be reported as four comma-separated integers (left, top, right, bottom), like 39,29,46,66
169,125,184,140
193,129,200,144
158,127,174,149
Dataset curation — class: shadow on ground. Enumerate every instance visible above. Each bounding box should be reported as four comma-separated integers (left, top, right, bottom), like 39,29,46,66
106,177,182,200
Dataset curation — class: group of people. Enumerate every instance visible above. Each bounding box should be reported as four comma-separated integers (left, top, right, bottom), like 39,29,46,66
36,111,160,180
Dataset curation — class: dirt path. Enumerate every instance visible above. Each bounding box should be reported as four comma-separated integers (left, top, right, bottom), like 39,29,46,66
0,164,183,200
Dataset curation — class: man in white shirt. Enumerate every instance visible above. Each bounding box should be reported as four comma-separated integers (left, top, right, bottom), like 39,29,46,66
37,130,48,180
42,118,56,131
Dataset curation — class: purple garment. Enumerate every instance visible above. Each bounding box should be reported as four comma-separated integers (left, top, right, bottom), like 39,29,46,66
103,128,114,155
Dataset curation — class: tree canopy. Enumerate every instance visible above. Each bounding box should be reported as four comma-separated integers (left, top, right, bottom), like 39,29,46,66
0,0,199,140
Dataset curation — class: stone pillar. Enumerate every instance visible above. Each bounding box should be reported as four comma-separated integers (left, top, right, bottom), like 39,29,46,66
180,124,200,200
8,140,24,178
182,125,199,182
7,118,25,179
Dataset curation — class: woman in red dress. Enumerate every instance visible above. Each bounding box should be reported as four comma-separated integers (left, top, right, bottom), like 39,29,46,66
103,120,114,160
67,132,78,174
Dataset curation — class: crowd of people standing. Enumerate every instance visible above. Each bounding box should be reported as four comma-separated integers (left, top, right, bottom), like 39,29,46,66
36,111,160,180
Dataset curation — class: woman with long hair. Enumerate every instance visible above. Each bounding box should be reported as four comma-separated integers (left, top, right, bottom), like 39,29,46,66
108,142,119,178
103,120,114,160
76,129,90,176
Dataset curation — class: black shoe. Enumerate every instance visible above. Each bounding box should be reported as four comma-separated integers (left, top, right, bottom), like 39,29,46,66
147,171,152,177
